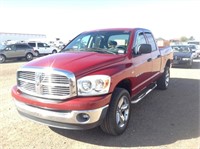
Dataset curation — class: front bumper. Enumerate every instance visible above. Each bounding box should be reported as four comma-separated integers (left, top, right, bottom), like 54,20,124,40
172,59,191,65
14,99,108,130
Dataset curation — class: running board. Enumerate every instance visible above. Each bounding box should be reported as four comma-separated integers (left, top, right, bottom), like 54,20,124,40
131,83,157,104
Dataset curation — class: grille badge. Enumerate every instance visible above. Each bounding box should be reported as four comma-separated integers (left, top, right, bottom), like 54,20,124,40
35,72,43,94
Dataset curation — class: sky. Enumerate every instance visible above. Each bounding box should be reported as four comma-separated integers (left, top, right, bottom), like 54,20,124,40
0,0,200,42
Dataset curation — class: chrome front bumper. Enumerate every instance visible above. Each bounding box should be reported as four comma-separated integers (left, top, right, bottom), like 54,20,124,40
14,99,108,129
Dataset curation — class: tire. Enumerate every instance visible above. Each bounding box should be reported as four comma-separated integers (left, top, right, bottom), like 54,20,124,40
187,60,193,68
100,88,131,135
157,66,170,90
52,50,57,54
35,51,39,57
0,55,6,63
26,53,33,61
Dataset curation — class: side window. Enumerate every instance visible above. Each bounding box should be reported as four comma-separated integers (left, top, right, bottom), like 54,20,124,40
38,43,44,47
145,32,157,51
6,45,15,50
28,43,36,47
43,43,49,47
16,44,27,50
16,45,22,50
134,32,147,55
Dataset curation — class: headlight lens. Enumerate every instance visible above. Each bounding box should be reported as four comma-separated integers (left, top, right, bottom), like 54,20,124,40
77,75,111,96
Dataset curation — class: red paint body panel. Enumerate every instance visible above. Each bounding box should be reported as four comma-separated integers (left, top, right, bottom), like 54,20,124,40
25,52,126,78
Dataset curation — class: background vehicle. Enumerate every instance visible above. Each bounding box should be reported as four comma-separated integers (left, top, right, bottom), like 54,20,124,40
188,44,200,58
0,43,35,63
171,45,194,68
12,28,173,135
28,41,58,57
187,41,200,45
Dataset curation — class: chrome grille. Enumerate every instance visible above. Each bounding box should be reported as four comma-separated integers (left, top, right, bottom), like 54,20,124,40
17,68,76,101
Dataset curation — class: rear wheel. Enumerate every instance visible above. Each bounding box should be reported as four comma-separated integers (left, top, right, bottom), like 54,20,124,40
100,88,131,135
52,50,57,54
0,55,6,63
157,66,170,90
26,53,33,61
35,51,39,57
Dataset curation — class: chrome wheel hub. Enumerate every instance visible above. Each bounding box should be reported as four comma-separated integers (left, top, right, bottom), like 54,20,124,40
116,96,130,128
165,69,170,87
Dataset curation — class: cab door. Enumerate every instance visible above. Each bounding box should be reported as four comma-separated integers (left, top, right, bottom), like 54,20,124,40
43,43,52,54
38,42,45,54
131,31,153,95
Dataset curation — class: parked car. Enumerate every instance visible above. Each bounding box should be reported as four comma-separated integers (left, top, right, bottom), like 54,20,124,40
188,44,200,58
12,28,173,135
0,43,36,63
28,41,58,57
171,45,194,68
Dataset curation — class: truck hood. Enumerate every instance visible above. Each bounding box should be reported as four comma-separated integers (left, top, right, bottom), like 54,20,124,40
25,52,126,76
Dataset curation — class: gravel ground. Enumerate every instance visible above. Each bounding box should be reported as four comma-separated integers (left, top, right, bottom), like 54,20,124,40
0,59,200,149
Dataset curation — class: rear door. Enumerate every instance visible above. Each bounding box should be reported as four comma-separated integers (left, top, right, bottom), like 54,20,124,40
145,32,162,79
15,44,26,57
131,31,153,94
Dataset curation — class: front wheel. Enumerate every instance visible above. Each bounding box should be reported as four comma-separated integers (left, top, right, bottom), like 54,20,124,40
100,88,131,135
187,60,193,68
0,55,6,63
26,53,33,61
157,66,170,90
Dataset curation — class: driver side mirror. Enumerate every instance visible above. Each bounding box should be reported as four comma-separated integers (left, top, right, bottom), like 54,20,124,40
139,44,152,54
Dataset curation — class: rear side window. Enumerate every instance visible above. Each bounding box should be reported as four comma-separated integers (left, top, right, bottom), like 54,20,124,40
145,32,157,51
28,43,36,47
16,44,32,50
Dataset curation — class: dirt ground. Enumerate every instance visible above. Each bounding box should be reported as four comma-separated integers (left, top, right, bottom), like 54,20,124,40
0,59,200,149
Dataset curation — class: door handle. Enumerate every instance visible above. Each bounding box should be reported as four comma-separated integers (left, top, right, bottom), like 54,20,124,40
147,58,152,62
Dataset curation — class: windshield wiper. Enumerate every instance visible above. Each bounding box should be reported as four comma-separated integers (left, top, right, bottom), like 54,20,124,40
86,48,116,54
60,48,75,53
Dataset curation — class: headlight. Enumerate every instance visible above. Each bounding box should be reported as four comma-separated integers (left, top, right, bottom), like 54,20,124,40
182,58,190,60
77,75,111,96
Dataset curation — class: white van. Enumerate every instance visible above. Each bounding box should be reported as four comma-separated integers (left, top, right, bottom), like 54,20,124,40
28,41,58,57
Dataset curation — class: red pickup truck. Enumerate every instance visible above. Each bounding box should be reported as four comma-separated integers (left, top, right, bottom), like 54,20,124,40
12,28,173,135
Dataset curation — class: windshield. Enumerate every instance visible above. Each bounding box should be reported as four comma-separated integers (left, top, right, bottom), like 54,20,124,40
61,30,130,55
172,46,191,53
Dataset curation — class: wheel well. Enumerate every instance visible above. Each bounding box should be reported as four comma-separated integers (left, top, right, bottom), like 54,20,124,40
0,54,6,58
115,79,131,95
26,53,33,56
166,59,171,67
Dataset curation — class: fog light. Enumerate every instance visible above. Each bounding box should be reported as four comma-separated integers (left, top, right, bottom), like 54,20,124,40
76,113,90,122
